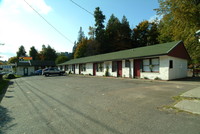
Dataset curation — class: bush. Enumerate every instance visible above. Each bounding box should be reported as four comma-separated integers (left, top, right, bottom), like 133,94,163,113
105,66,109,77
154,77,162,80
3,73,16,79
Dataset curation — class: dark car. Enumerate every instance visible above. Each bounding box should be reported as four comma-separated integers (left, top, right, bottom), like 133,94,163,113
34,69,42,75
42,67,65,76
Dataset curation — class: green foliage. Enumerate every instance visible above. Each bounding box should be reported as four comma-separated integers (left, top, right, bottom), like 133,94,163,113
29,46,38,60
94,7,106,54
55,55,69,64
105,66,109,77
16,45,26,57
88,26,95,39
39,45,57,61
8,56,18,64
94,7,106,41
3,74,15,79
155,0,200,61
77,27,85,43
132,20,159,47
74,38,87,58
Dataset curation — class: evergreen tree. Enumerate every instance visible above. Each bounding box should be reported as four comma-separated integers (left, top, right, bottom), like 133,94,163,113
105,14,121,52
94,7,105,40
117,15,132,50
29,46,38,60
16,45,26,57
94,7,106,53
55,55,68,64
39,45,57,61
77,27,85,43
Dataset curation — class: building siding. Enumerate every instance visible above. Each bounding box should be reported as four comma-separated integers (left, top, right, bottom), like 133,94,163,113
59,55,188,80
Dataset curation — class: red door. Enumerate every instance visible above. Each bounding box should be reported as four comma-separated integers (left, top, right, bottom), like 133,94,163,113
134,59,141,78
117,61,122,77
93,63,97,76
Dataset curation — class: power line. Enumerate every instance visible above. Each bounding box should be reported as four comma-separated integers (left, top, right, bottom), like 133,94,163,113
23,0,74,44
70,0,94,16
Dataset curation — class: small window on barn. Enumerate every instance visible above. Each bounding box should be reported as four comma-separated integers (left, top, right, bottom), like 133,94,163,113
112,61,117,72
125,60,130,67
169,60,173,69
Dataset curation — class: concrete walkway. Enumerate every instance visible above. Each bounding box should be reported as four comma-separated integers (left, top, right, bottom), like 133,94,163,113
175,87,200,115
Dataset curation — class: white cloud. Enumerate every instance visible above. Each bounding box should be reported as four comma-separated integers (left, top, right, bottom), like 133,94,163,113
148,14,163,23
0,0,54,61
0,0,52,15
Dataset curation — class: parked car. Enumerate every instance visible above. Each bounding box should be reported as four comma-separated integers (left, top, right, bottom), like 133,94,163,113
34,69,42,75
42,67,65,76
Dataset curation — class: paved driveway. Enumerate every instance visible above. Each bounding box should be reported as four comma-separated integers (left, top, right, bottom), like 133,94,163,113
1,75,200,134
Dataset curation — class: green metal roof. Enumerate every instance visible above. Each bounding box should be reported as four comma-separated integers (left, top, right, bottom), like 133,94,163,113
59,41,182,65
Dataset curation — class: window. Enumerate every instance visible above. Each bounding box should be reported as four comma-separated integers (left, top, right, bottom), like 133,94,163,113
76,64,79,69
80,64,86,72
125,60,130,67
112,61,117,72
142,58,159,72
169,60,173,69
65,65,68,71
96,62,104,72
72,65,75,71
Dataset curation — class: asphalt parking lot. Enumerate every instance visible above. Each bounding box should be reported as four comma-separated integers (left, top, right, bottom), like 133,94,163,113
1,75,200,134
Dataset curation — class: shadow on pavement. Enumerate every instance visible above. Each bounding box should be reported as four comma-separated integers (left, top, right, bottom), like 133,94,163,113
171,77,200,82
0,105,15,134
0,81,14,103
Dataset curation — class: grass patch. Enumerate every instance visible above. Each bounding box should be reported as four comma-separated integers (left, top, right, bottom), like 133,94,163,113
0,79,10,95
158,95,200,115
173,96,200,101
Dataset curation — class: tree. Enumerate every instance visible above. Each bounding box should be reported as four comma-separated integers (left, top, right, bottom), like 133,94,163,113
94,7,106,40
155,0,200,60
147,22,159,45
94,7,106,53
72,41,77,59
29,46,38,60
117,15,132,50
132,20,159,47
8,56,18,64
132,21,149,47
55,55,69,64
74,38,87,58
105,14,121,52
16,45,26,57
85,39,100,56
88,26,95,40
39,45,57,61
77,27,85,43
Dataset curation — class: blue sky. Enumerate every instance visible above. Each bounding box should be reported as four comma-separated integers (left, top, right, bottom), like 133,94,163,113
0,0,159,61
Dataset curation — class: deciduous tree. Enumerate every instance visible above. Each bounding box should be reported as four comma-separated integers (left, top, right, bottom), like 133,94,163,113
55,55,69,64
8,56,18,64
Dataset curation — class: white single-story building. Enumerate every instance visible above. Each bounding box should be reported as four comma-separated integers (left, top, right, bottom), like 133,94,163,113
0,64,15,73
58,41,190,80
16,60,56,76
